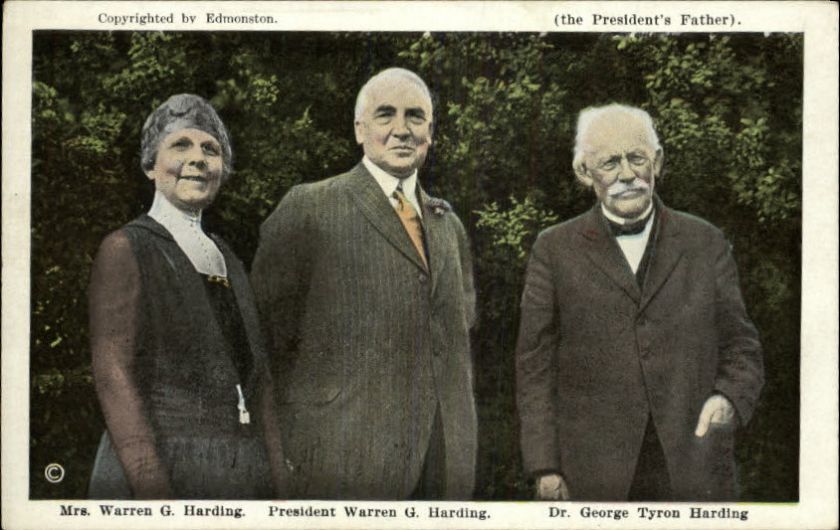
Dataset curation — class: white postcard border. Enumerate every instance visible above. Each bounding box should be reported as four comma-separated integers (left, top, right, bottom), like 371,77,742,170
3,2,838,529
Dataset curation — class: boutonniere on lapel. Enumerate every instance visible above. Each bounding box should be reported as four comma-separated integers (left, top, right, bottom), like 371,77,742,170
426,197,452,217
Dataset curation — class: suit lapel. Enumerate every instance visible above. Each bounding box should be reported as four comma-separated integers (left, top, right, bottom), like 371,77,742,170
418,187,446,287
639,202,684,313
346,163,428,272
579,205,641,304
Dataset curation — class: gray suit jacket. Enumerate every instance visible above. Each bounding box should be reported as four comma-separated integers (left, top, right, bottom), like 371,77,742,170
251,163,477,499
516,198,764,501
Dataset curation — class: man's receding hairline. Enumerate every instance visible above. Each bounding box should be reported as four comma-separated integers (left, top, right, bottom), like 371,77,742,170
355,68,433,121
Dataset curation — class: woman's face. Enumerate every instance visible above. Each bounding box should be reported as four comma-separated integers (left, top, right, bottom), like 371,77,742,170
146,128,224,212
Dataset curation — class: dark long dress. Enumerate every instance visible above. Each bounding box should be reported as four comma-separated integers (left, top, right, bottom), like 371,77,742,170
87,215,273,499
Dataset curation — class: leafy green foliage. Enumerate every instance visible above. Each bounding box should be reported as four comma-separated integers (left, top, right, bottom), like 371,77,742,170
31,31,800,501
476,196,559,261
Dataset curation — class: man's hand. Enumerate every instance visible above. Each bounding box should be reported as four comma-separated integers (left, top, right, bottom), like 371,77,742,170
694,394,736,437
536,473,570,500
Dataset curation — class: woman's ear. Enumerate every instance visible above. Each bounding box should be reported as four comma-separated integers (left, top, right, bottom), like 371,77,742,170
144,168,156,181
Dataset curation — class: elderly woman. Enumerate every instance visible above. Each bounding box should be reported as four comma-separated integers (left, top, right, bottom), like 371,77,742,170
87,94,285,499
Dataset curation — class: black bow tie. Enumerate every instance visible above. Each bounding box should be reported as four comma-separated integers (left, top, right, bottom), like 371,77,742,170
608,213,652,237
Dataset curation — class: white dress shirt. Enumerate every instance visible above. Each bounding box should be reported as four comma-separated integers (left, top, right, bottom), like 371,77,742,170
602,203,655,274
147,191,227,277
363,156,423,218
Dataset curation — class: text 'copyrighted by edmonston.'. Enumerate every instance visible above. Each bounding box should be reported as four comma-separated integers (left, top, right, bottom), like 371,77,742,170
96,11,278,26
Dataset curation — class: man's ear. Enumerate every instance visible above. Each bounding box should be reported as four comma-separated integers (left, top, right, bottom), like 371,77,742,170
354,120,365,145
653,149,664,178
573,161,593,187
144,168,156,181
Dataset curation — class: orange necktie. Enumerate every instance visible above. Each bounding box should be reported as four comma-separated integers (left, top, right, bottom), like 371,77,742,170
393,189,428,270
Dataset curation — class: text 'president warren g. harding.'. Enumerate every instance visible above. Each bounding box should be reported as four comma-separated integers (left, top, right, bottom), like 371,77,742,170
516,103,764,501
251,67,478,500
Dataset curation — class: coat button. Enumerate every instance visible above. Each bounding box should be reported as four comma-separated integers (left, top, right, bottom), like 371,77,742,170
418,274,428,283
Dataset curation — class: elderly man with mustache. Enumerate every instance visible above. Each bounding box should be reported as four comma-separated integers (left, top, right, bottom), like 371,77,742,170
251,68,477,499
515,103,764,501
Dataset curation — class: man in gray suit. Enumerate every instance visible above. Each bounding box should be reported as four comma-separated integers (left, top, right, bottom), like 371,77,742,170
516,104,764,501
251,68,477,500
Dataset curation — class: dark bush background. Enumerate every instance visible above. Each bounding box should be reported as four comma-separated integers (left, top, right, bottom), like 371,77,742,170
30,31,801,500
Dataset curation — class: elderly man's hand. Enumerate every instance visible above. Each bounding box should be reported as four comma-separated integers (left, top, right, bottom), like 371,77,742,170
536,473,570,500
694,394,736,437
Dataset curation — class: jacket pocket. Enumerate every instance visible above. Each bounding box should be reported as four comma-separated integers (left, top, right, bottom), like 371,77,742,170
283,381,342,405
279,347,344,405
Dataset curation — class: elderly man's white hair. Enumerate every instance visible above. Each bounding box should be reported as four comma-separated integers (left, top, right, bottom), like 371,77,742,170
572,103,661,181
354,67,434,121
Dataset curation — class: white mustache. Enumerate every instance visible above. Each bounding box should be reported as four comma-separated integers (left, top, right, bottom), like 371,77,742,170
607,181,649,197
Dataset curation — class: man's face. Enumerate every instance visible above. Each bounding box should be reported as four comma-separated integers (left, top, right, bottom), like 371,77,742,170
578,115,662,219
146,128,224,212
354,77,433,178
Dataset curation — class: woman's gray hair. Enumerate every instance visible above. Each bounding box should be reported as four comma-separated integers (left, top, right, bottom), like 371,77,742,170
140,94,233,181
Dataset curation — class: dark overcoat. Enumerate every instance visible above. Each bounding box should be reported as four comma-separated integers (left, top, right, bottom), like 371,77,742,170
250,163,477,499
516,198,764,501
